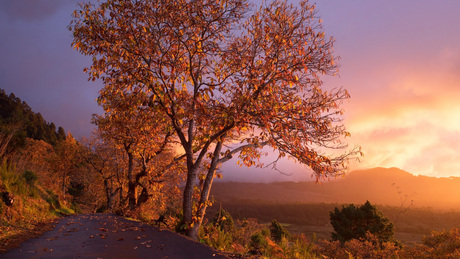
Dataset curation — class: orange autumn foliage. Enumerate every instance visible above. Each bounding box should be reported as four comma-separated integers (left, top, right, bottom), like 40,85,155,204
70,0,360,239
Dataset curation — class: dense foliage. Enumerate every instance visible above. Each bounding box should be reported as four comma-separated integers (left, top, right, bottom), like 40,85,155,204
329,201,394,243
0,89,66,153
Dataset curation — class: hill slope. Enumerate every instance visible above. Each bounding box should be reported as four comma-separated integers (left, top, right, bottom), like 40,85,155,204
211,167,460,210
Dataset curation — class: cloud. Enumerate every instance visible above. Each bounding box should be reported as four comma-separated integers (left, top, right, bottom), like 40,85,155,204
0,0,100,138
0,0,70,22
344,54,460,177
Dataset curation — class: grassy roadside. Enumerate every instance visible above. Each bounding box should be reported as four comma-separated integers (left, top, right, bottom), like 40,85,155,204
0,163,75,253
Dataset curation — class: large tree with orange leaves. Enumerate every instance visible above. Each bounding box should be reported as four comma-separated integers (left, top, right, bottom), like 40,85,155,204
70,0,359,239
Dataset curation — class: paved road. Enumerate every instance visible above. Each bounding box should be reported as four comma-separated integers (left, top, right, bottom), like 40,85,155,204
1,214,228,259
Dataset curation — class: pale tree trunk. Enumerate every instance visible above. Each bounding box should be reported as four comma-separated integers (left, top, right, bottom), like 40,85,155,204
182,164,198,231
181,118,198,234
189,141,223,240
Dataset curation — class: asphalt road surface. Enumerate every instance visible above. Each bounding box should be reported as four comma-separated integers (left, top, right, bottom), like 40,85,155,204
1,214,228,259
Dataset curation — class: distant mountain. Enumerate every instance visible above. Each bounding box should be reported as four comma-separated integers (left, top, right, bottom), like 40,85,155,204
211,167,460,210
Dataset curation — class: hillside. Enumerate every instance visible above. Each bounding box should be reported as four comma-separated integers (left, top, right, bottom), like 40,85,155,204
211,167,460,210
0,88,66,151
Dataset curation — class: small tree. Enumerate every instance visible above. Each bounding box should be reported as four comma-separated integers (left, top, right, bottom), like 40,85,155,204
329,201,394,243
270,219,291,243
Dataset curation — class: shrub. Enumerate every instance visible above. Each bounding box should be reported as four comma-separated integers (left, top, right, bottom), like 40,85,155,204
403,228,460,258
249,230,270,255
329,200,394,243
201,225,234,251
22,170,38,186
212,208,234,232
270,219,291,243
317,232,400,258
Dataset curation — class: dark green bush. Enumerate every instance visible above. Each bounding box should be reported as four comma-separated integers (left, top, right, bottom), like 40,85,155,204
270,219,291,243
212,208,234,232
249,230,270,255
22,170,38,186
330,200,394,243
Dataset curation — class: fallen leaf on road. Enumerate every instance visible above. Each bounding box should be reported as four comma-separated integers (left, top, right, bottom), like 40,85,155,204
117,238,124,241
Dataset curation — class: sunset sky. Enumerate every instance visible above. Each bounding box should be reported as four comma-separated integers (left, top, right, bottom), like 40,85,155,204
1,0,460,181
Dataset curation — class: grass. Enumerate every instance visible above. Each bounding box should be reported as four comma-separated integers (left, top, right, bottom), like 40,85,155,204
0,162,74,253
207,199,460,245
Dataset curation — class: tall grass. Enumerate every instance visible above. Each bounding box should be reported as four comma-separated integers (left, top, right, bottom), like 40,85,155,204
0,160,73,242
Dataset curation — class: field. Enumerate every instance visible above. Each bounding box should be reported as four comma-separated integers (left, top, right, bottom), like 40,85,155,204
206,199,460,244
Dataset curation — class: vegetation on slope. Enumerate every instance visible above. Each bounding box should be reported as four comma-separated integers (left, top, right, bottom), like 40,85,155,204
0,162,74,252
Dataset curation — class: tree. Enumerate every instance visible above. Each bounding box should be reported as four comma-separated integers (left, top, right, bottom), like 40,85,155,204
92,89,177,210
51,134,86,201
82,133,125,212
329,201,394,243
71,0,360,239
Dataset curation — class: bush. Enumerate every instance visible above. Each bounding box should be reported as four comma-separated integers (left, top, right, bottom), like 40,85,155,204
249,230,270,255
270,219,291,243
329,201,394,243
317,232,400,258
201,225,234,251
22,170,38,186
212,208,234,232
406,228,460,258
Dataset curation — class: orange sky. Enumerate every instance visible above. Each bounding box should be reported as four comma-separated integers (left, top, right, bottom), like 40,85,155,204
223,1,460,181
317,1,460,178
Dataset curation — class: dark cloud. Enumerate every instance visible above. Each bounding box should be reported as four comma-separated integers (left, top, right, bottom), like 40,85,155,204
0,0,70,22
0,0,100,139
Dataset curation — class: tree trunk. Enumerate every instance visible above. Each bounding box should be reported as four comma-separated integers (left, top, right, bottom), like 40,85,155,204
183,165,198,233
62,171,66,200
126,152,137,210
104,178,112,210
104,178,120,211
189,141,223,240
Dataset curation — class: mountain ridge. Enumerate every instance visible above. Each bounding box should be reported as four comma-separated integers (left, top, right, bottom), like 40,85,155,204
211,167,460,210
